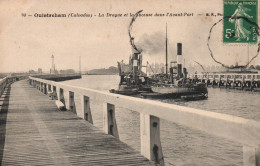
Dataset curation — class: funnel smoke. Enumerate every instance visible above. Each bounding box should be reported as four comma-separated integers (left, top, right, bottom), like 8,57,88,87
136,32,166,55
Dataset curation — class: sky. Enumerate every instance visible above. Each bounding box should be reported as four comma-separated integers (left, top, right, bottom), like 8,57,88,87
0,0,260,73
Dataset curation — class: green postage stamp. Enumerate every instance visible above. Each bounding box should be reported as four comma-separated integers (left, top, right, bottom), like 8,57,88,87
223,0,258,44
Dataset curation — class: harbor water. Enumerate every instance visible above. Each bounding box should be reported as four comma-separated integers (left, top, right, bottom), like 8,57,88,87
62,75,260,166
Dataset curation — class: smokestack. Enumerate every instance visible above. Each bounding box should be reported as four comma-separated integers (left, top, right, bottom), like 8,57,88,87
183,68,188,78
133,53,139,84
177,43,182,78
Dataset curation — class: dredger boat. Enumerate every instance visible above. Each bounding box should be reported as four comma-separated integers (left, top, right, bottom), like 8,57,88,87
109,53,152,95
109,10,152,95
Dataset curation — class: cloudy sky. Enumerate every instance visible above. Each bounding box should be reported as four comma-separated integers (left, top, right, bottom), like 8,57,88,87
0,0,259,73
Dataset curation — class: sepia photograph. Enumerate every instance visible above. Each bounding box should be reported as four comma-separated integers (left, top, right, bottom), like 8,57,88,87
0,0,260,165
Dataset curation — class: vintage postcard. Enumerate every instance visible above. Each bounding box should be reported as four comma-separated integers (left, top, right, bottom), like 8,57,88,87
0,0,260,166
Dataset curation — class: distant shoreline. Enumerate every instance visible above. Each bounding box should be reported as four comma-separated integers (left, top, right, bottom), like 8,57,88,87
83,73,118,76
85,66,118,75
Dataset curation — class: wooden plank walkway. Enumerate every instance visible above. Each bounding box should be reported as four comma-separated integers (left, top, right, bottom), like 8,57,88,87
0,80,153,166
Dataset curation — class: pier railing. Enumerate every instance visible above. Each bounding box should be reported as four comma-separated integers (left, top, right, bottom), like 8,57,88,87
29,76,260,166
0,77,8,96
0,76,24,96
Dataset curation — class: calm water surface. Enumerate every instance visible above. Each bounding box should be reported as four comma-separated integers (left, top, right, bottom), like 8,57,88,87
63,75,260,166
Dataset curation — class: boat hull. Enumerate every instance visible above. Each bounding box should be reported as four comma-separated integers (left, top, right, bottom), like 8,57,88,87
109,89,139,95
151,83,207,95
151,86,205,94
109,85,139,95
181,94,208,101
142,83,208,99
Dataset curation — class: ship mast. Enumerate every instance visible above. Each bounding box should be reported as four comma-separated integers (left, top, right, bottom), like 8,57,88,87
247,44,249,65
165,23,168,78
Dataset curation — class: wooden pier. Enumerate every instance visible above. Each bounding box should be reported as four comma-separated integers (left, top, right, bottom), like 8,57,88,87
1,76,260,165
190,73,260,90
29,76,260,166
0,80,152,165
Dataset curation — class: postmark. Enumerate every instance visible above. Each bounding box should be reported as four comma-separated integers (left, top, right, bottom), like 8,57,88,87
223,0,258,44
208,16,260,68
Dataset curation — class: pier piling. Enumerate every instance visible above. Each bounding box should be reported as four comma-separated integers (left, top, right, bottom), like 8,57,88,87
190,73,260,91
58,88,65,105
103,103,119,139
243,145,260,166
68,91,75,112
82,96,93,124
140,114,164,166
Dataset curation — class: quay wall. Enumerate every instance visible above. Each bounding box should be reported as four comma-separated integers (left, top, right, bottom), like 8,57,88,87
28,76,260,166
32,73,81,81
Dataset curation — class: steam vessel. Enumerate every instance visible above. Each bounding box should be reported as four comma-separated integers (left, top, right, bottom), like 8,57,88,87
109,53,152,95
110,11,207,100
141,23,208,99
141,42,208,99
109,10,152,95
